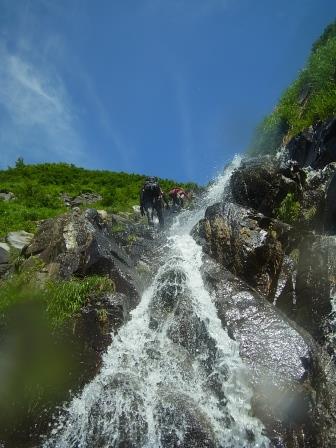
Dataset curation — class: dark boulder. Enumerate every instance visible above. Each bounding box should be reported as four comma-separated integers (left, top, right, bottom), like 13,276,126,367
287,117,336,169
202,255,336,447
193,201,290,299
75,292,131,355
230,158,305,217
274,232,336,351
297,162,336,232
23,208,141,303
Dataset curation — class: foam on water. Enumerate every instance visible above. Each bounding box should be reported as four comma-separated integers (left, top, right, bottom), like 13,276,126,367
44,156,269,448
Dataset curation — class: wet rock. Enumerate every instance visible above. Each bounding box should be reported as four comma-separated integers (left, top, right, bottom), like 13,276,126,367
113,221,166,279
6,230,34,250
287,117,336,169
295,163,336,232
230,158,305,217
202,256,336,447
193,201,289,299
295,234,334,344
273,255,297,319
23,208,141,303
60,192,102,207
155,391,216,448
75,292,130,355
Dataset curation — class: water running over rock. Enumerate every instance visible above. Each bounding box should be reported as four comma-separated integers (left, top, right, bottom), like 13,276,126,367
44,157,269,448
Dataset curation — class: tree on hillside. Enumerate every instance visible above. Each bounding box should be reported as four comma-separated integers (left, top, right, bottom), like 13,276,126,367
15,157,25,169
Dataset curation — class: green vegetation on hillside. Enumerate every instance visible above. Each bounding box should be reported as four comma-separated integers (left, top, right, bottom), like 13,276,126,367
250,20,336,155
0,160,199,236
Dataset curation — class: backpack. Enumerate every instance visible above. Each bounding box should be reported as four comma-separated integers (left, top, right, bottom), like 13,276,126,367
144,180,160,194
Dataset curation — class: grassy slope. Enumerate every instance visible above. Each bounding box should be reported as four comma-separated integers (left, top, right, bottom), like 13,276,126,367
249,20,336,155
0,161,199,236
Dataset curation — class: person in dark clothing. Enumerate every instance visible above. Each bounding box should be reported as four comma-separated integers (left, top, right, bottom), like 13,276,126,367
140,177,168,227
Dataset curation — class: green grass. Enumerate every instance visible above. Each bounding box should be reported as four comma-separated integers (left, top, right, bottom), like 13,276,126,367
249,20,336,155
45,276,114,326
0,200,65,235
0,161,199,237
0,269,114,327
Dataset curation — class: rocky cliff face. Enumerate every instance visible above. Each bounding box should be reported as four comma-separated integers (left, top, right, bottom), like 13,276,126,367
192,117,336,447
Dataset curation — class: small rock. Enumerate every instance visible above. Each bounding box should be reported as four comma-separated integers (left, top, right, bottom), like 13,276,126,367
287,117,336,169
6,231,34,250
97,210,109,222
0,191,15,201
0,242,10,252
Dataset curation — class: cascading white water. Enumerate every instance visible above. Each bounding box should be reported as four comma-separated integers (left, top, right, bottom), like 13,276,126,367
44,156,269,448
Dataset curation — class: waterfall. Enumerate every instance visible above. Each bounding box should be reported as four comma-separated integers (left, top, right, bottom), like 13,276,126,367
44,156,269,448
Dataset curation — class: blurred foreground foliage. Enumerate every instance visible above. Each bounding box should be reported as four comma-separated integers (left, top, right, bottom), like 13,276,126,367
0,161,199,236
249,20,336,155
0,267,114,327
0,269,114,446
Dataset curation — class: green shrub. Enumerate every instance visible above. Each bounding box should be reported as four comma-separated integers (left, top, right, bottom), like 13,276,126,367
276,193,301,224
0,271,114,327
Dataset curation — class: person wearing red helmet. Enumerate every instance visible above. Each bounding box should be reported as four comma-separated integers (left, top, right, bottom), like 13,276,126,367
168,187,188,210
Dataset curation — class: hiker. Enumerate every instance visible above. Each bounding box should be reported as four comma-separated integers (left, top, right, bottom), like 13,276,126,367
140,176,168,227
168,187,188,210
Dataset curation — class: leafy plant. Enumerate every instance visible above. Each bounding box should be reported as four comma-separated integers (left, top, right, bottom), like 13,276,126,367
276,193,301,224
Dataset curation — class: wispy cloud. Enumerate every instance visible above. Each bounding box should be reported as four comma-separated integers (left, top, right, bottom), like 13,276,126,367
0,42,85,168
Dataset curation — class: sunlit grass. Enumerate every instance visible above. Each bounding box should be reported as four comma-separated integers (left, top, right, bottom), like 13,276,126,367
250,21,336,155
0,268,115,326
0,162,199,237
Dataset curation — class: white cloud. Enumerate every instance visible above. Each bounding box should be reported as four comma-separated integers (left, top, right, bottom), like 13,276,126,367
0,42,85,167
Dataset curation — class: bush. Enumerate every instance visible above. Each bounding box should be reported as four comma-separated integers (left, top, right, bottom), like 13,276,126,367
276,193,301,224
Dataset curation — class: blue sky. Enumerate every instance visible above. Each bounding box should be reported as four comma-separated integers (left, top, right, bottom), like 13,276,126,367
0,0,335,184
